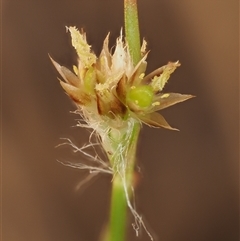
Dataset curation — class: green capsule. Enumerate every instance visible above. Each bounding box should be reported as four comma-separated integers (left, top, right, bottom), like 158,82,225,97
127,85,154,109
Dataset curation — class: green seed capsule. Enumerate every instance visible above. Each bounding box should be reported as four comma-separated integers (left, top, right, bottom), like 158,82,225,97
127,85,154,108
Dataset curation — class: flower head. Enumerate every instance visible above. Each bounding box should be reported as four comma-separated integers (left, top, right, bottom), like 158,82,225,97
51,26,193,133
51,26,193,239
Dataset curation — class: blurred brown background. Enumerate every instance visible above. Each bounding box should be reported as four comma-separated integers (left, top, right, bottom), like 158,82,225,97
2,0,239,241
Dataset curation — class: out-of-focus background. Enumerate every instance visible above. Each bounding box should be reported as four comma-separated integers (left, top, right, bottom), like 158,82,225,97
2,0,239,241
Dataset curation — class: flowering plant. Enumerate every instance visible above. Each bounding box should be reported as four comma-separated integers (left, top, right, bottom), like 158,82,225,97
51,1,193,240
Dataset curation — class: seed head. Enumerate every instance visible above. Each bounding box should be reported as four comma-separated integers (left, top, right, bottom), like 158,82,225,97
50,26,193,131
51,27,194,239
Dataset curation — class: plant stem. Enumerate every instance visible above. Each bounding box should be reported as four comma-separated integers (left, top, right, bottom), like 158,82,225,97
105,2,142,241
108,122,140,241
124,0,141,65
108,174,128,241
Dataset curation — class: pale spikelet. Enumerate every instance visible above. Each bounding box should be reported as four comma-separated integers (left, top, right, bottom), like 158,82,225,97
67,26,96,68
149,61,181,92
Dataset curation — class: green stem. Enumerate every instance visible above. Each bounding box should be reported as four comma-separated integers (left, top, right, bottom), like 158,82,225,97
108,174,128,241
124,0,141,65
108,122,141,241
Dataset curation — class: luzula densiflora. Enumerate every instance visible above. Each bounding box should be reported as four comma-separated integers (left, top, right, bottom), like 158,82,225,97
51,26,193,237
